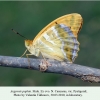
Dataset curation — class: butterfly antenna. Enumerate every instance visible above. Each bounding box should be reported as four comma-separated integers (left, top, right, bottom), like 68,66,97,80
11,28,28,40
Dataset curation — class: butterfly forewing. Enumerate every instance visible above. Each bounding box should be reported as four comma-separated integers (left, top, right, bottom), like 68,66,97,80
33,13,83,43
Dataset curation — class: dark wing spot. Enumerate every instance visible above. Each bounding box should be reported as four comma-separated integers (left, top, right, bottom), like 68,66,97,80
55,22,58,24
69,26,71,29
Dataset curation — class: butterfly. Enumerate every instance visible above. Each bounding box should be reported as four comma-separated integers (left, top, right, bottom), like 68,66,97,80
23,13,83,71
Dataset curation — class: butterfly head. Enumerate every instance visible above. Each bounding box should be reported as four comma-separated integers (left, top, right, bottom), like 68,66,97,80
25,40,40,57
25,40,33,49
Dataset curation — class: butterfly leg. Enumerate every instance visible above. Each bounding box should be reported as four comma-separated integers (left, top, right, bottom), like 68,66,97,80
26,53,51,71
20,49,28,57
26,53,34,69
20,50,32,69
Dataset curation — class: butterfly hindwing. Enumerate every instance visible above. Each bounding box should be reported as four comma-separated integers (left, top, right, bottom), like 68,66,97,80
37,23,79,62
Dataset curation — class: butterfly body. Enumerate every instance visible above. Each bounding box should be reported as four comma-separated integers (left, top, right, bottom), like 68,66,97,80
25,13,83,63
